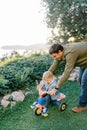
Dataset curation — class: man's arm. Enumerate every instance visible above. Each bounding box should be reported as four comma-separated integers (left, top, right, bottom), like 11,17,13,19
56,53,77,88
49,59,60,72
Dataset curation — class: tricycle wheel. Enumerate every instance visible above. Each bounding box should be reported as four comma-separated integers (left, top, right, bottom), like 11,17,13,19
34,107,41,116
59,102,67,111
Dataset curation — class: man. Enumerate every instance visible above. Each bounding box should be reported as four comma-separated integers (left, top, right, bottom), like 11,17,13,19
48,43,87,113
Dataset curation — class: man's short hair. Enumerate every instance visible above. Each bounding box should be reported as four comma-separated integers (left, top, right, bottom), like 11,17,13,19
49,44,64,54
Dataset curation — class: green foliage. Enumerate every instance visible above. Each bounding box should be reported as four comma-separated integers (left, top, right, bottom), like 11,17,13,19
42,0,87,43
0,53,65,95
0,75,9,95
0,75,8,87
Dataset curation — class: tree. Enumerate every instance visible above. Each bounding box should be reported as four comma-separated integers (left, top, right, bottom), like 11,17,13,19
42,0,87,43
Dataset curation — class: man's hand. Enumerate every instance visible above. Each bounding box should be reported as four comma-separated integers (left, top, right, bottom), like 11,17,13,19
55,84,60,90
48,88,57,95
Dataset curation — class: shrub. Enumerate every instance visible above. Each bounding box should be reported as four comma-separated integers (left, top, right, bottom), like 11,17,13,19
0,53,65,95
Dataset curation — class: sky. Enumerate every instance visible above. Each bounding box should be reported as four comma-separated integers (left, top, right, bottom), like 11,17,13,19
0,0,50,46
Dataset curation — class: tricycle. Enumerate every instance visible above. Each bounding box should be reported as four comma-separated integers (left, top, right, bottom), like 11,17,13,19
34,96,67,117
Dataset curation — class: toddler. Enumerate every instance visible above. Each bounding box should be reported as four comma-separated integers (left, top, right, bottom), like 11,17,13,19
31,71,66,117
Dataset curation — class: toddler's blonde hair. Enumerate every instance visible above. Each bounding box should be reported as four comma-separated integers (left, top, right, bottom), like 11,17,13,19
42,71,54,81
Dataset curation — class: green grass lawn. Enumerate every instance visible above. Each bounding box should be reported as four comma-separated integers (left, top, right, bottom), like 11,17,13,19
0,81,87,130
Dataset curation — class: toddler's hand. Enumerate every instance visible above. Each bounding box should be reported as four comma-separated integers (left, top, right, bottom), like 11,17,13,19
39,91,47,97
49,88,57,95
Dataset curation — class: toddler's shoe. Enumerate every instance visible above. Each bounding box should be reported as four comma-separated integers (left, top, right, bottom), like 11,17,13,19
30,101,37,109
41,107,48,117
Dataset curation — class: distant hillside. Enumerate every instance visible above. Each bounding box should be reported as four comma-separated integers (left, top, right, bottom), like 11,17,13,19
1,43,50,51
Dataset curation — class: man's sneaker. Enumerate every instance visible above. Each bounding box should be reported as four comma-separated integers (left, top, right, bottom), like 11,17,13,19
41,107,48,117
30,101,37,109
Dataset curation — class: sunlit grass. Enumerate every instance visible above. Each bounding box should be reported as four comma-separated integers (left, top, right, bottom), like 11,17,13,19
0,81,87,130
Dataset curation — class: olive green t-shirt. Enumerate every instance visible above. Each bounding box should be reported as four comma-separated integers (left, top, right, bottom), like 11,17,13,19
49,43,87,87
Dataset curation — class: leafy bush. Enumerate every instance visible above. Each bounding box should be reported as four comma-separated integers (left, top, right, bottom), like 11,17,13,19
0,53,65,95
